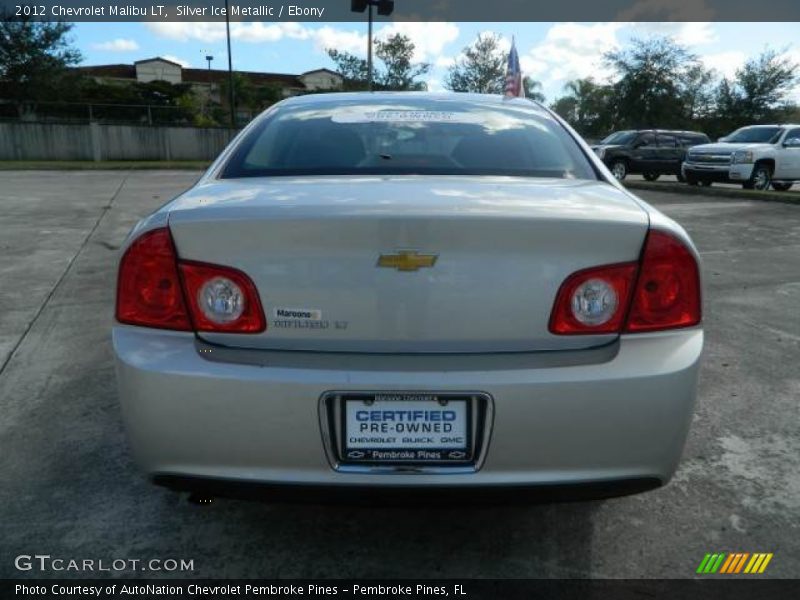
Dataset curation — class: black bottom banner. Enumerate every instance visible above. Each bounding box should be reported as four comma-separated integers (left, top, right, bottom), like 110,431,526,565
3,579,797,600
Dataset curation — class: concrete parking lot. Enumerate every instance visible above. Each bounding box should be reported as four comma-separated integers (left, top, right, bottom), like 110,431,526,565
1,171,798,578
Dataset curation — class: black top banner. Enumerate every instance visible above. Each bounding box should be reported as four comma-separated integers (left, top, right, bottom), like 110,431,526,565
1,0,799,22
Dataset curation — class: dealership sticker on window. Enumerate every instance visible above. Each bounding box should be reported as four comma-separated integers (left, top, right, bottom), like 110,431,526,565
332,110,483,124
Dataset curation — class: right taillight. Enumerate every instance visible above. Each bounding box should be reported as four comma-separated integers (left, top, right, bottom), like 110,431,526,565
625,230,701,332
549,263,638,335
549,229,701,335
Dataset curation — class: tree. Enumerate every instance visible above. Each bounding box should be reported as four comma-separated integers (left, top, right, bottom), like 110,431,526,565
0,17,82,109
74,78,200,124
604,37,709,129
327,49,369,90
551,78,614,139
551,96,578,123
523,76,545,102
445,33,543,98
375,33,430,91
136,80,195,106
682,63,717,121
445,33,507,94
718,50,798,124
327,34,429,91
219,73,281,115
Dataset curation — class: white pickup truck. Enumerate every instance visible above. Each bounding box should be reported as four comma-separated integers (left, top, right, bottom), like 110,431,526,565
682,124,800,191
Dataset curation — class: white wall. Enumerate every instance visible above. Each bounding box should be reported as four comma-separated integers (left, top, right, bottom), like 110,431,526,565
0,123,238,161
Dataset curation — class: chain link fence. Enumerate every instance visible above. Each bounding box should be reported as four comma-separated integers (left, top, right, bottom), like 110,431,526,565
0,100,255,127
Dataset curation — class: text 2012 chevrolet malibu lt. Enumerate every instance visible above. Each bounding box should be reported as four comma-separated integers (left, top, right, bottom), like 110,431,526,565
113,93,702,498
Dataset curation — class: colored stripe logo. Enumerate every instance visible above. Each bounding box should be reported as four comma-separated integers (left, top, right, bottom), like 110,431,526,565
697,552,773,574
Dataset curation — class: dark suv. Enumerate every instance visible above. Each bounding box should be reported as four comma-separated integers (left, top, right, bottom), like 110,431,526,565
591,130,711,181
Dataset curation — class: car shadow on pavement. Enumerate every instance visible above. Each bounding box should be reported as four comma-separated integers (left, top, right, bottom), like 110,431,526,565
165,494,602,578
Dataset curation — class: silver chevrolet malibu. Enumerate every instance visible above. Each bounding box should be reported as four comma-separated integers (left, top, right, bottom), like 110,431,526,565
113,92,702,500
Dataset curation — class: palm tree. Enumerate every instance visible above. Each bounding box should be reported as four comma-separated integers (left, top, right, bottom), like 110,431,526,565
523,77,545,102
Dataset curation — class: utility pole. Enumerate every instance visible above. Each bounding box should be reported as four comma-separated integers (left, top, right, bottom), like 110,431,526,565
367,2,373,91
224,0,235,127
350,0,395,91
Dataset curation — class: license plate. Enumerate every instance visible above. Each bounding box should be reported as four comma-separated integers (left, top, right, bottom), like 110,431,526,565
342,393,472,464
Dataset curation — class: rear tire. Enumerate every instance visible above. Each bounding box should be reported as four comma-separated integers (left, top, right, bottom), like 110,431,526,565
642,173,660,182
743,162,772,191
676,171,686,183
686,174,699,186
610,160,628,181
771,182,793,192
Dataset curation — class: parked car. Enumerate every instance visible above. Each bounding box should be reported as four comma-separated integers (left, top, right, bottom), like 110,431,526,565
114,93,703,501
591,129,711,181
682,124,800,190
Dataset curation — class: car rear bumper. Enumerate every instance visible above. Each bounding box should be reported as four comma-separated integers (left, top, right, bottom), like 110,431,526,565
113,326,702,491
154,474,662,504
601,157,681,175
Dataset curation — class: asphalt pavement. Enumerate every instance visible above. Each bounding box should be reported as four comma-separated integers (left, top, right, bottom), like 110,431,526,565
626,173,799,195
0,171,797,578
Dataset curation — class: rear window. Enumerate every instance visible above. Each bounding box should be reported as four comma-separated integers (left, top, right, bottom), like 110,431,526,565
221,98,597,180
657,134,677,147
601,131,637,145
679,134,709,146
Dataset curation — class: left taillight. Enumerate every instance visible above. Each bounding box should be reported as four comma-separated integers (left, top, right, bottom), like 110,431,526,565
116,227,266,333
179,261,266,333
116,228,192,331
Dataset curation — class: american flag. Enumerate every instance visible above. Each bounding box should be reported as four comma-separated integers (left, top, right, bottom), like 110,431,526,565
504,38,524,98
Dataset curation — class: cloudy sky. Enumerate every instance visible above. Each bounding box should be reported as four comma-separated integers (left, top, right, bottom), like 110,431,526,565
73,21,800,102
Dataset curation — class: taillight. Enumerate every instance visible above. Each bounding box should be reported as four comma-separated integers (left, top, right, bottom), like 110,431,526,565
116,227,266,333
179,261,266,333
116,228,191,331
625,230,701,332
549,263,638,334
549,229,701,335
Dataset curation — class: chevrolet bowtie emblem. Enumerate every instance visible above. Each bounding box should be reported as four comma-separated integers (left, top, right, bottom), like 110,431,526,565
377,251,438,272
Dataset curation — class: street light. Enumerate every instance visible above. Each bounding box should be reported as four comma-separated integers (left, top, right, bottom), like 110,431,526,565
350,0,394,91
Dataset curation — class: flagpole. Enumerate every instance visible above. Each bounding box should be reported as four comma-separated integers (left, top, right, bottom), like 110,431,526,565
225,0,235,127
367,2,373,91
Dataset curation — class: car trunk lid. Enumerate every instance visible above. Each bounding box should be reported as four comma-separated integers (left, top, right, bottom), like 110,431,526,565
167,176,649,353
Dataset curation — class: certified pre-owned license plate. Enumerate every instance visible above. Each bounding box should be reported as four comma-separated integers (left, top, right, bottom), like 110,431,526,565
342,393,472,464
